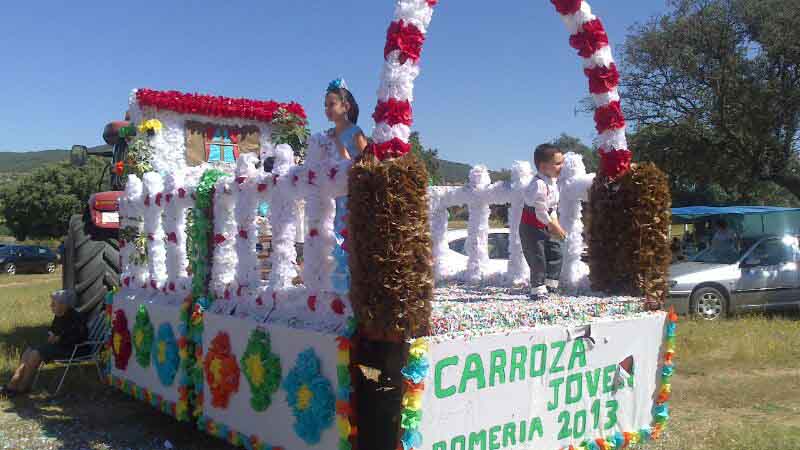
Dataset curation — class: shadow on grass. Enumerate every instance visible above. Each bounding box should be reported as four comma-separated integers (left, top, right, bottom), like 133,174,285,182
2,365,236,450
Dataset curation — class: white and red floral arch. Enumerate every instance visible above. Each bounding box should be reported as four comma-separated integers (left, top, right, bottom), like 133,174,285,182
369,0,631,179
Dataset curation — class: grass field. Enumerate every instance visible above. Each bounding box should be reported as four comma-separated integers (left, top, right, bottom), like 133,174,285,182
1,273,799,449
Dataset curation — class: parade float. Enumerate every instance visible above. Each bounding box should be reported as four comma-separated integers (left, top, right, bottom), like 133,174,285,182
105,1,674,449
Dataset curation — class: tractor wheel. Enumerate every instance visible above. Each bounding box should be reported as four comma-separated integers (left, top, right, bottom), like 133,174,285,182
62,213,120,320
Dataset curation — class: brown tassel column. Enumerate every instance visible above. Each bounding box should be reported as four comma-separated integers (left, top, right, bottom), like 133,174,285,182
586,162,672,309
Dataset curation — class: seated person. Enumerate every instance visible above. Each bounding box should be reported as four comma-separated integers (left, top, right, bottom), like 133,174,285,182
1,289,88,397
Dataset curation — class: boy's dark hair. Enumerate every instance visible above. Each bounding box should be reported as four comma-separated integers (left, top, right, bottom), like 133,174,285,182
716,220,727,229
533,143,563,169
327,87,360,125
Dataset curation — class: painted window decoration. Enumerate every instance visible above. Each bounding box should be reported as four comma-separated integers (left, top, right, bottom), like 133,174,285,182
206,126,239,163
184,121,261,167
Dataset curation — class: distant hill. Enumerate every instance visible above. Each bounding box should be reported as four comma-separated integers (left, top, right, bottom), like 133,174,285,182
0,149,69,173
0,147,499,184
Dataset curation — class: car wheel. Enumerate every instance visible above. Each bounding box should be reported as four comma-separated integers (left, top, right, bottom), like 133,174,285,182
46,262,56,274
4,263,16,275
691,287,727,320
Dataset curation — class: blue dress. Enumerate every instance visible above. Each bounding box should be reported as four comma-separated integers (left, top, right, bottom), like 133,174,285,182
331,125,363,294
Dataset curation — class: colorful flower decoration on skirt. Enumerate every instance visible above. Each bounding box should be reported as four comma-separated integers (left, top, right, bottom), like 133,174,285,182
133,305,154,368
240,329,282,412
204,332,241,409
282,348,335,445
111,310,132,370
153,323,180,386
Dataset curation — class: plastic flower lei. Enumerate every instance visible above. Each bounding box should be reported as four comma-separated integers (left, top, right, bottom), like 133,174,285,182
204,332,241,409
240,329,282,412
133,305,154,368
111,310,132,370
153,323,180,386
283,348,335,444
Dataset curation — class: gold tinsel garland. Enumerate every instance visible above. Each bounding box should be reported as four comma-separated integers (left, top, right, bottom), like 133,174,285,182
586,163,671,309
348,153,434,340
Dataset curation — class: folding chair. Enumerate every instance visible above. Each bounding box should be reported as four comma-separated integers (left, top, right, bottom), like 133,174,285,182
32,313,110,395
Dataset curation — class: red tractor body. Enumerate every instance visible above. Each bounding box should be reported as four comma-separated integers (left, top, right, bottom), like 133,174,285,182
88,191,123,230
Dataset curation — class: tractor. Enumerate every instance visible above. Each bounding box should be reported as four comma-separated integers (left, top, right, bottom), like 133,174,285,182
61,119,133,319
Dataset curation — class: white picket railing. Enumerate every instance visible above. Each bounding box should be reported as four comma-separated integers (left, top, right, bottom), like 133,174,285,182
119,147,596,307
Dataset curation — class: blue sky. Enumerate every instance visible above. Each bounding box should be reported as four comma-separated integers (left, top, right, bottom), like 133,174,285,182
0,0,668,170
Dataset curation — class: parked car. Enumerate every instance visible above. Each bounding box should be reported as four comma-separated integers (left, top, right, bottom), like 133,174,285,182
0,245,58,275
666,235,800,320
447,228,511,260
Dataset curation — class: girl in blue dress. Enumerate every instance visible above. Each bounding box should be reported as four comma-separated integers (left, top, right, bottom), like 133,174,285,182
325,78,368,293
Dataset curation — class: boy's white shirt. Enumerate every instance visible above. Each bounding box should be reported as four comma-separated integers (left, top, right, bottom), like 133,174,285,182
530,174,559,225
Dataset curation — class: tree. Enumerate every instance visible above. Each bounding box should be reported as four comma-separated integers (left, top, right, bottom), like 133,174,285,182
620,0,800,203
0,158,110,240
551,133,599,173
409,132,442,184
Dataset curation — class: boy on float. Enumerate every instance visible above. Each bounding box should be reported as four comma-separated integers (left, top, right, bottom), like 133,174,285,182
520,144,567,301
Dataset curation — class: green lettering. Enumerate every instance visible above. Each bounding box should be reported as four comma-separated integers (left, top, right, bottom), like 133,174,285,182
547,377,564,411
452,435,466,450
550,340,567,374
568,339,587,370
509,346,527,382
565,372,583,405
469,430,487,450
502,422,516,447
585,368,601,398
602,364,615,393
529,344,547,377
519,419,527,443
459,354,487,393
489,350,507,387
435,356,459,399
489,425,501,450
433,442,446,450
528,417,544,440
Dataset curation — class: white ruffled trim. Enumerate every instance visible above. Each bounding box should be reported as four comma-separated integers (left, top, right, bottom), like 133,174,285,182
560,2,597,35
143,173,167,290
592,89,621,107
594,128,629,152
394,0,434,34
372,123,412,144
581,45,615,70
376,54,421,103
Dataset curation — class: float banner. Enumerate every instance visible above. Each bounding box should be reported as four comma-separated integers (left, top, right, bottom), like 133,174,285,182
422,313,667,450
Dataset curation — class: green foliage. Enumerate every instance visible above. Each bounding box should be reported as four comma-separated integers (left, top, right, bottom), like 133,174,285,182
0,158,110,240
621,0,800,204
409,132,442,185
551,133,599,174
125,135,154,177
0,149,68,175
270,108,310,162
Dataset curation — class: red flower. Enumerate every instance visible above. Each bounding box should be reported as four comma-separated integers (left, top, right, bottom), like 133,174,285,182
599,149,632,179
594,101,626,133
114,161,124,176
328,167,338,180
165,193,173,203
309,228,319,238
112,310,132,370
569,19,609,58
257,183,268,192
331,298,346,315
426,0,438,6
178,188,186,198
144,195,151,206
584,63,620,94
214,234,227,245
135,89,307,123
123,276,130,287
550,0,582,15
307,295,317,311
370,138,412,161
308,170,317,185
203,332,240,409
169,282,175,291
372,98,413,127
238,229,248,240
384,20,426,64
167,232,177,243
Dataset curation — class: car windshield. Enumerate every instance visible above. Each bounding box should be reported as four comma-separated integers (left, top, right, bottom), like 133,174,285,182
0,247,14,255
691,239,756,264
